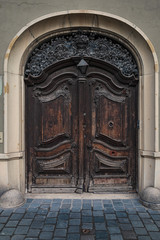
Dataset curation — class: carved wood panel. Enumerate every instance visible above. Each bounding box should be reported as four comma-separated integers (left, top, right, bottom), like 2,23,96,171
95,86,127,142
25,58,138,193
86,64,138,192
26,67,79,192
25,31,138,78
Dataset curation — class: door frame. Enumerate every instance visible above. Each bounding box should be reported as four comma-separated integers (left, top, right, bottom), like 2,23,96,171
1,10,159,194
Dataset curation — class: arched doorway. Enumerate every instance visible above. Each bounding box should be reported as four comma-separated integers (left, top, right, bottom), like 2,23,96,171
2,11,159,197
25,31,138,193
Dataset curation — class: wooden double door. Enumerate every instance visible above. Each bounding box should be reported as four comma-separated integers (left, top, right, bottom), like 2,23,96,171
26,58,138,193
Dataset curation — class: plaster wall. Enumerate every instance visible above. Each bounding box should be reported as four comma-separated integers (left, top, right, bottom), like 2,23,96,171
0,0,160,153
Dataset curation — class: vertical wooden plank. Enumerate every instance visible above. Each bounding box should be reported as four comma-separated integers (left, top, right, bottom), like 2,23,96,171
76,77,86,193
84,79,92,192
25,85,34,192
71,78,79,186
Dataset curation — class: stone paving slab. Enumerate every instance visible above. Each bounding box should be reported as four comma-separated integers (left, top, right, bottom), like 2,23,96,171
0,198,160,239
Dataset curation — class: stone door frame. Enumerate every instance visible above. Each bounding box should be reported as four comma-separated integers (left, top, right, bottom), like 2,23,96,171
0,10,159,195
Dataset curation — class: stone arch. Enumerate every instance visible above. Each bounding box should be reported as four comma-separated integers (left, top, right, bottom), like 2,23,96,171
2,10,159,197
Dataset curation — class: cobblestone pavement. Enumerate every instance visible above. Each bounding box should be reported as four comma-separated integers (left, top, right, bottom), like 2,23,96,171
0,198,160,240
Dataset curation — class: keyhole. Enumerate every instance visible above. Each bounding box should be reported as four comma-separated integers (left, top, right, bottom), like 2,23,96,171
108,121,114,128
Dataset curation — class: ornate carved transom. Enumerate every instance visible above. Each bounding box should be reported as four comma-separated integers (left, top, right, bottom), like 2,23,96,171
25,31,138,78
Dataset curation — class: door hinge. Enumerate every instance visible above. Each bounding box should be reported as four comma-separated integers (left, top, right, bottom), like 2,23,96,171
137,120,140,129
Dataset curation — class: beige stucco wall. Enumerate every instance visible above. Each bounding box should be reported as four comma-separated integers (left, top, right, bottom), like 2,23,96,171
0,0,160,153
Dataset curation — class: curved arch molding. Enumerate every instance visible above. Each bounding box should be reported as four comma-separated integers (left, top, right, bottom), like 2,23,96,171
1,11,159,199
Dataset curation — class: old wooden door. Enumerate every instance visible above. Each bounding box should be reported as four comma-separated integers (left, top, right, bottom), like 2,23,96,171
26,58,138,193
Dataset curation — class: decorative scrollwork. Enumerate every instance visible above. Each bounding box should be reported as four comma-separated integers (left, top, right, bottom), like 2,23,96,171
94,83,126,105
33,83,71,103
25,31,138,78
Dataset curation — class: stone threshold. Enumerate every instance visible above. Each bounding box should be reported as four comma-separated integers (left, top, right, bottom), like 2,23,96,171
25,192,138,199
